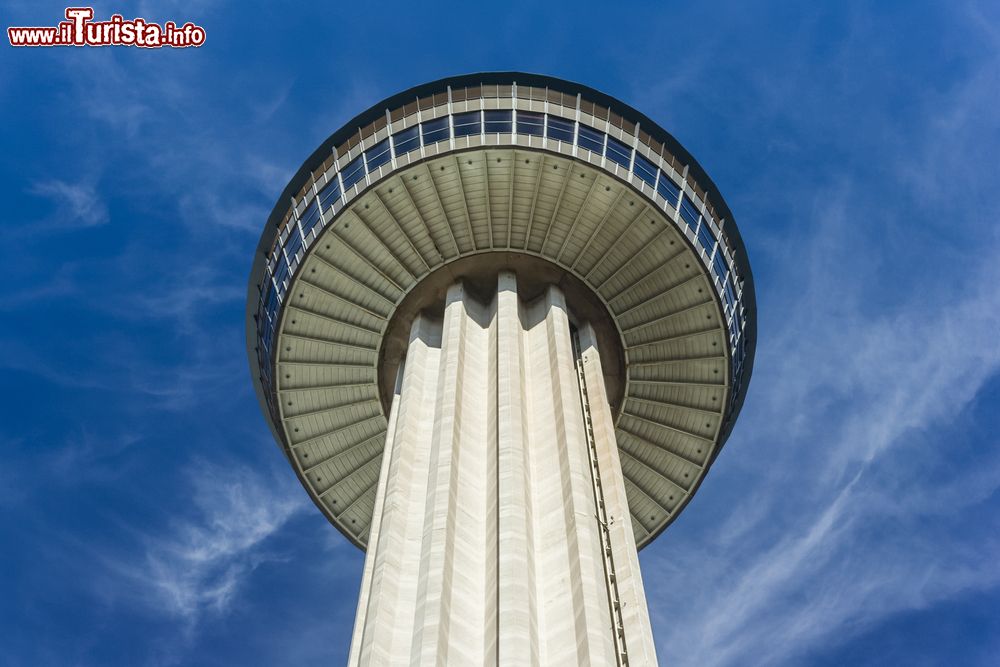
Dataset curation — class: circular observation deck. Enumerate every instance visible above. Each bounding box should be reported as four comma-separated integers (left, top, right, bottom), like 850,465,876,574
246,73,756,550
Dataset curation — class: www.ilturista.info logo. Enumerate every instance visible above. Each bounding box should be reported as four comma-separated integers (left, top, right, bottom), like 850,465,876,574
8,7,205,48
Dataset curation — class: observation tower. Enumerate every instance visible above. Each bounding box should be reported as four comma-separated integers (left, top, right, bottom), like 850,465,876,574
247,73,756,666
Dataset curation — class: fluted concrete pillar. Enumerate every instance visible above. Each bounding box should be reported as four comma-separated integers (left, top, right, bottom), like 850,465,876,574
349,272,658,666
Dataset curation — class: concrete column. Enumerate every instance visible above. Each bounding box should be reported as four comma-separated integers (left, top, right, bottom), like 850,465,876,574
354,315,441,665
522,285,616,665
579,323,658,665
495,271,536,666
348,274,657,666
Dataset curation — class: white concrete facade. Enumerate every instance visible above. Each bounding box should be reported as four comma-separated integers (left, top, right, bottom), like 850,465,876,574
348,271,657,666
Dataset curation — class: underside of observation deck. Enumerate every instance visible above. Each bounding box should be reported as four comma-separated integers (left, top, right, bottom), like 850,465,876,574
267,148,737,549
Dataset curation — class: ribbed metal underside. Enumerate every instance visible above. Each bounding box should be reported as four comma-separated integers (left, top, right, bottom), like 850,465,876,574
275,148,730,549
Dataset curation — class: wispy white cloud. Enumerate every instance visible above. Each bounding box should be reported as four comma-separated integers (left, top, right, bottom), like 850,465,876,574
642,4,1000,663
99,460,307,637
121,341,248,412
28,178,109,229
647,199,1000,667
120,264,245,329
0,337,113,390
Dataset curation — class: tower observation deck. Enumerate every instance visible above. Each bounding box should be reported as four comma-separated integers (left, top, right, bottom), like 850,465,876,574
247,73,756,665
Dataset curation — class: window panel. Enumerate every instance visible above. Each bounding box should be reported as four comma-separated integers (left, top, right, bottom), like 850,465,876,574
421,117,450,145
546,115,575,142
698,223,716,255
260,333,271,357
284,225,303,260
300,200,320,235
453,111,481,137
365,139,391,172
273,256,289,292
484,109,512,134
724,277,737,311
657,172,681,205
392,126,420,155
714,252,728,282
578,125,605,153
340,155,366,190
264,288,278,324
680,195,701,230
633,153,657,186
516,111,544,136
318,178,341,210
606,136,631,167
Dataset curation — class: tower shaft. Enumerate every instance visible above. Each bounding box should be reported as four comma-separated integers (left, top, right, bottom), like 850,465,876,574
349,271,657,666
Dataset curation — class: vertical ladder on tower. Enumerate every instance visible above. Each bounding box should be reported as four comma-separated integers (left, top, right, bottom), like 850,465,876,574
571,328,629,666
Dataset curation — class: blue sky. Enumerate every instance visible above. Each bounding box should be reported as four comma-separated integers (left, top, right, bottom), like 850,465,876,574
1,1,998,665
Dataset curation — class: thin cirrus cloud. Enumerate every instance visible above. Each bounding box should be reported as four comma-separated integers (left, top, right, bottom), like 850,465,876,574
98,460,307,631
639,7,1000,660
646,215,1000,666
27,179,110,230
642,5,1000,667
